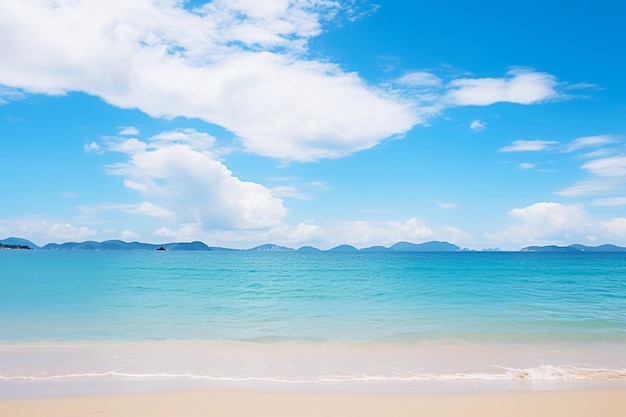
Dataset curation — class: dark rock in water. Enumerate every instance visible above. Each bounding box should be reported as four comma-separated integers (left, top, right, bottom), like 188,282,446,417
156,246,167,251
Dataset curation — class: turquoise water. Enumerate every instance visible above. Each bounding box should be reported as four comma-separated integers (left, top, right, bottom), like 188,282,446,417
1,250,626,395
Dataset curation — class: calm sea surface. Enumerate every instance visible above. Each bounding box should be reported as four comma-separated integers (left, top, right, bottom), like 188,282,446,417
1,250,625,396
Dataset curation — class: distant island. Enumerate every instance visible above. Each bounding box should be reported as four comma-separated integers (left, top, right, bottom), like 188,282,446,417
520,244,626,252
0,243,32,250
1,237,626,252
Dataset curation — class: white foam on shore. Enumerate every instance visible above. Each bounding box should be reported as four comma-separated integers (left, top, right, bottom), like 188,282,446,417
2,339,625,398
2,364,626,382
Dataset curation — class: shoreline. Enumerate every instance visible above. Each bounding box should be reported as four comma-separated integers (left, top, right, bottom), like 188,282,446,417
2,388,626,417
2,339,625,400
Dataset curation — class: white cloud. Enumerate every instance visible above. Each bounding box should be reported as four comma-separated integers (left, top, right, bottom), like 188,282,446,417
565,82,602,90
582,156,626,177
264,221,326,245
47,223,97,242
601,218,626,238
0,0,418,162
270,185,312,200
0,220,99,243
104,129,287,230
398,71,442,87
469,119,486,132
78,202,174,219
0,3,574,162
130,202,174,218
121,229,140,241
566,135,616,152
519,162,535,170
499,140,558,152
119,126,140,136
0,85,25,104
321,217,470,248
84,141,102,153
154,223,205,242
488,203,626,248
154,226,178,238
151,128,216,151
445,68,559,106
556,179,622,197
487,202,590,246
592,197,626,207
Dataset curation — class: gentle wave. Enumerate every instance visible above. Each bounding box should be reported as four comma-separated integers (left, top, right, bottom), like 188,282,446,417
2,366,626,383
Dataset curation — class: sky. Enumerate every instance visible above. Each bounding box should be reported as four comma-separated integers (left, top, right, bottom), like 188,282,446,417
0,0,625,250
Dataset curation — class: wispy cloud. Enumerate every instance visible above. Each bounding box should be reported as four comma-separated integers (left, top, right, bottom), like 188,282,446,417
582,156,626,177
499,140,559,152
84,141,102,153
434,201,458,209
592,197,626,207
565,135,617,152
119,126,139,136
556,178,623,197
0,85,25,104
553,136,625,197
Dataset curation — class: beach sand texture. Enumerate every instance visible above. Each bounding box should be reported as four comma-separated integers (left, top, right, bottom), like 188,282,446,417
1,389,625,417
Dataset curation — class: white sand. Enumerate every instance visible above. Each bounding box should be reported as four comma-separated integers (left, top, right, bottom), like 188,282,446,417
1,389,625,417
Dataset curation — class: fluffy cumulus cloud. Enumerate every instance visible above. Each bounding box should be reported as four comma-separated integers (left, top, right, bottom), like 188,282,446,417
487,202,590,246
322,218,470,248
121,229,140,241
601,218,626,238
469,119,486,132
444,68,559,106
487,202,626,248
104,128,287,230
0,219,98,245
0,0,418,162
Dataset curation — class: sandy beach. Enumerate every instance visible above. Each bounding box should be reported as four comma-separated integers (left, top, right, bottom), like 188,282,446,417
1,389,625,417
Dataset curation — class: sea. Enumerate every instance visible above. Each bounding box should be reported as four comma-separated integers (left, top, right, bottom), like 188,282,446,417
1,250,625,398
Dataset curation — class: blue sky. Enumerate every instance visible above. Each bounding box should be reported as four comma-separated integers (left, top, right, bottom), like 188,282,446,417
1,0,625,250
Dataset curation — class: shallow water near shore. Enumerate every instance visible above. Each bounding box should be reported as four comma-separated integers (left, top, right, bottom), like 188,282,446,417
1,250,625,397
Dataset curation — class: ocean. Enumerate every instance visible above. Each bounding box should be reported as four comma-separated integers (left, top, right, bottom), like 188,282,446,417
1,250,625,397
